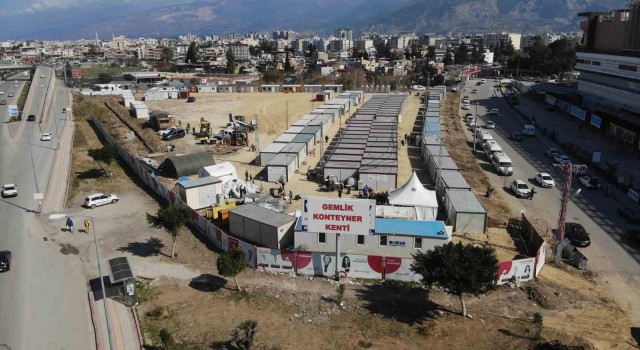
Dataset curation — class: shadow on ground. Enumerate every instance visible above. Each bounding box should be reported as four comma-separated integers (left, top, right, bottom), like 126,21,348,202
117,237,166,257
189,274,228,292
355,281,441,325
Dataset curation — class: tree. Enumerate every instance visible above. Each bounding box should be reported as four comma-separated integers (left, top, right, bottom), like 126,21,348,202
88,145,116,178
230,320,258,350
217,248,246,291
548,38,576,81
426,45,436,62
226,48,237,74
96,73,112,84
454,42,470,65
374,42,391,59
185,41,198,64
443,50,454,66
160,47,174,62
524,35,551,74
147,205,191,258
284,50,294,73
411,242,499,317
470,44,485,64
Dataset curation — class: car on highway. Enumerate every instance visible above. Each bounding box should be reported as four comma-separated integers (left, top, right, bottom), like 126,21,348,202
1,184,18,198
484,121,496,129
471,89,477,93
0,100,5,105
84,193,119,209
27,114,36,122
462,103,471,110
8,92,13,97
489,108,499,115
579,176,601,189
618,206,640,223
510,133,523,141
510,179,532,198
564,222,591,247
535,172,555,188
187,96,196,102
545,147,560,158
41,133,52,141
0,251,11,273
553,154,571,164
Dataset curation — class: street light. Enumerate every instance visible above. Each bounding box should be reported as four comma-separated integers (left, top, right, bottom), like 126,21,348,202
49,214,115,350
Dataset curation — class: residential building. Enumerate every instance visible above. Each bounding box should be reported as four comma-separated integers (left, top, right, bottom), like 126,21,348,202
334,28,353,41
389,35,414,50
575,4,640,149
227,42,250,61
273,30,296,41
329,39,352,52
483,32,522,50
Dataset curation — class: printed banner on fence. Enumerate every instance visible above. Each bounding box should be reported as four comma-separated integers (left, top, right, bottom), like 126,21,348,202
570,105,586,121
238,240,256,268
590,114,602,129
535,242,546,277
545,94,557,106
338,254,382,279
384,257,421,282
496,257,535,285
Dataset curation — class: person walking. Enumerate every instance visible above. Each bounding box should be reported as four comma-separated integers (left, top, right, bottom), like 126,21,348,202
66,217,74,232
325,135,329,144
289,190,293,203
530,188,536,200
245,170,249,181
83,219,91,234
338,187,343,198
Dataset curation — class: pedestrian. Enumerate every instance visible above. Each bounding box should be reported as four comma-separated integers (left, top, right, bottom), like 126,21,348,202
325,135,329,144
289,190,293,203
66,217,74,233
338,187,342,198
84,219,91,234
245,170,249,181
530,188,536,200
401,139,405,146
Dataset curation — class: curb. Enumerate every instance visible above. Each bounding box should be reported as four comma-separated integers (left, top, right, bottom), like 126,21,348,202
87,291,105,350
131,306,144,349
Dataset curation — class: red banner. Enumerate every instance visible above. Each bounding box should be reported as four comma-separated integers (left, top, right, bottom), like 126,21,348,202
71,68,82,79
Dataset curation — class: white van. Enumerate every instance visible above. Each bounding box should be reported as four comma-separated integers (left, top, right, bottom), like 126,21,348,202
483,140,502,157
522,124,536,136
491,152,513,175
478,132,494,144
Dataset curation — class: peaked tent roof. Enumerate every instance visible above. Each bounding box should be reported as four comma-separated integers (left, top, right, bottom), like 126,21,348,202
389,172,438,208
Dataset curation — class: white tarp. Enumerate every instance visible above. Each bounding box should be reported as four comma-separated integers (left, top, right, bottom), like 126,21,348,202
388,172,438,221
221,178,260,198
198,162,237,182
375,205,418,220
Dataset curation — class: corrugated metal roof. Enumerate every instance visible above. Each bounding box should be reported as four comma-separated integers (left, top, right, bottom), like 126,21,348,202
375,219,448,238
447,189,486,213
261,142,287,153
292,133,314,142
440,170,470,189
267,154,297,166
230,204,296,227
177,176,222,189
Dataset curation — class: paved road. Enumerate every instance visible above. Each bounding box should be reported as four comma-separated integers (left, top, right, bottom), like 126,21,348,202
459,79,640,324
0,68,94,349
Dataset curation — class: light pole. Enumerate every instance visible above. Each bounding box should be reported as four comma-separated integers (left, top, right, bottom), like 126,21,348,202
473,99,479,152
25,123,42,214
50,214,115,350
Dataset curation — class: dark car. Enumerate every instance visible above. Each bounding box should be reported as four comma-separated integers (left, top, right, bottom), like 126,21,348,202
187,97,196,103
629,229,640,244
564,222,590,247
27,114,36,121
162,128,186,141
0,251,11,272
510,133,523,141
618,206,640,224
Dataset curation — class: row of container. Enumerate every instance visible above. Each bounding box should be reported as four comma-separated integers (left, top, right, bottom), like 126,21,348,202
420,95,487,234
322,94,407,191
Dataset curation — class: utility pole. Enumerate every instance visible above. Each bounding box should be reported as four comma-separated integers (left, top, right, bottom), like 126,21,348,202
285,100,289,129
553,163,586,264
473,99,479,152
254,113,260,164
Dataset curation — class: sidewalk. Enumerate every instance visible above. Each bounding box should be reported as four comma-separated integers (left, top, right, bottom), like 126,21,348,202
502,87,640,206
89,290,141,350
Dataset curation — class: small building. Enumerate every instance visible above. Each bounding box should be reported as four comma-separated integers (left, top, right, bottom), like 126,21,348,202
284,126,305,134
359,165,398,191
282,84,302,93
300,125,322,142
444,189,487,234
323,161,360,182
177,176,222,210
121,91,135,110
178,88,190,99
323,85,343,93
260,85,281,93
163,153,216,178
291,133,315,154
229,204,296,249
304,85,323,93
436,170,470,201
294,218,452,258
130,101,149,119
266,154,298,183
426,155,460,184
260,142,287,166
279,142,307,167
274,133,297,144
197,162,237,183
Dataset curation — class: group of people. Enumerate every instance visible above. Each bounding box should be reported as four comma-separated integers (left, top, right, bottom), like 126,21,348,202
360,185,390,204
403,133,417,146
244,170,253,182
307,167,320,181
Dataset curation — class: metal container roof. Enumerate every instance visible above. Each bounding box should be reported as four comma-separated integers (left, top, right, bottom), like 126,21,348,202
261,142,287,153
177,176,222,189
285,126,304,134
440,170,471,189
230,203,296,227
280,142,306,153
292,133,314,142
446,189,486,213
323,161,360,169
268,153,298,166
274,133,296,143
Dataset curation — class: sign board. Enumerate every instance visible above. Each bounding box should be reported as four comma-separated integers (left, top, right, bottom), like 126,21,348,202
570,105,586,121
591,151,601,163
628,188,640,203
71,68,82,79
8,105,18,117
33,193,44,200
496,257,535,285
545,94,557,106
590,114,602,129
301,197,375,235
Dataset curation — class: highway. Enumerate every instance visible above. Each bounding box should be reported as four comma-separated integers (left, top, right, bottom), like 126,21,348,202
0,68,94,349
458,79,640,324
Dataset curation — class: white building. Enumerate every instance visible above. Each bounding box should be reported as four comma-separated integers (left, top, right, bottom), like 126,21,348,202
227,43,250,60
330,39,353,52
334,28,353,41
483,32,522,51
389,35,414,50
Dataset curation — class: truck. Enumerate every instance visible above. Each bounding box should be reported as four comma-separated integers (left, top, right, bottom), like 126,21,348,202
228,114,256,131
195,117,216,144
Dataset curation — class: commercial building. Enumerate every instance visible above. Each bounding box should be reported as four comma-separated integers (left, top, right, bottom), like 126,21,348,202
483,32,522,51
227,43,250,61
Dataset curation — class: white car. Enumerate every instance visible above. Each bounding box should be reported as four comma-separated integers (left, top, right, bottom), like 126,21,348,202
484,121,496,129
579,176,601,189
41,133,52,141
84,193,119,208
1,184,18,198
491,93,498,98
510,179,532,198
462,103,471,110
553,154,571,164
158,127,177,136
535,172,555,188
490,108,499,115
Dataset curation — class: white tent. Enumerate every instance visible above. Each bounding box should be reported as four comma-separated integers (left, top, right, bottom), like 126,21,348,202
197,162,237,183
388,172,438,221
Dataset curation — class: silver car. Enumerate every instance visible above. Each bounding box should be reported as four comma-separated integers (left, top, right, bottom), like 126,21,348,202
84,193,119,209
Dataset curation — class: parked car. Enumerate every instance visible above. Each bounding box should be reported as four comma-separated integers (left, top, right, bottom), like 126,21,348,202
450,87,458,92
618,206,640,223
0,251,11,272
158,126,178,136
553,154,571,164
564,222,591,247
187,96,196,102
535,172,555,188
545,147,559,158
162,128,186,141
8,93,13,97
1,184,18,198
462,103,471,110
510,179,532,198
41,133,52,141
579,176,600,189
491,93,498,98
0,100,5,105
484,121,496,129
510,133,523,141
490,108,499,115
84,193,119,209
462,96,470,103
27,114,36,122
464,113,474,119
471,89,477,93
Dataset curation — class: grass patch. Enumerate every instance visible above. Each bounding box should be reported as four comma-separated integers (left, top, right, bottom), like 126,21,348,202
136,280,155,304
16,81,30,118
80,65,135,80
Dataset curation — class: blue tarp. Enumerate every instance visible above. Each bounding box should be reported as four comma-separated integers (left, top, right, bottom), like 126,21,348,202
375,218,448,238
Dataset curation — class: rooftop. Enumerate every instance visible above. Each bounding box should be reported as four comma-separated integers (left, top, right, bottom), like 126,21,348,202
375,218,449,238
230,204,296,227
177,176,222,189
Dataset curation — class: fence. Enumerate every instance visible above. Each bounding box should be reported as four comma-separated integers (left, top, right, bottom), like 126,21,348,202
496,214,547,285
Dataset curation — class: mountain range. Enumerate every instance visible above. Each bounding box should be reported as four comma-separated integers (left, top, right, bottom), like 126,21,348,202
0,0,629,40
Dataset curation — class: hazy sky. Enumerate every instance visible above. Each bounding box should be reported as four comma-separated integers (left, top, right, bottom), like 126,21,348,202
0,0,192,16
